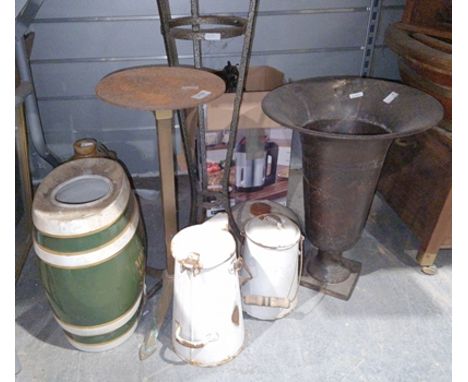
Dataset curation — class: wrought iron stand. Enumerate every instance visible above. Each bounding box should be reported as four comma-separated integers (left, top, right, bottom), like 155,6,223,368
156,0,259,239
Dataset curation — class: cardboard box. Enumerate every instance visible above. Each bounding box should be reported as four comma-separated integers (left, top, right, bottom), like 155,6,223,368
177,66,292,216
205,92,281,132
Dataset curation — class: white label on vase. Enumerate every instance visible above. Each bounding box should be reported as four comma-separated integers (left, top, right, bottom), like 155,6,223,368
204,33,221,40
349,91,364,99
383,92,399,104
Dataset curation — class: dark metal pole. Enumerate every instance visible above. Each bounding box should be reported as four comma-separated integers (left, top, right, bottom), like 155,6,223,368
221,0,259,240
156,0,179,66
15,35,60,168
190,0,209,223
157,0,200,225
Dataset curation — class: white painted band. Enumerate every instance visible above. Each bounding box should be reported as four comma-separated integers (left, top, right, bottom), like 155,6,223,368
34,205,140,268
65,319,138,353
32,159,131,237
55,292,143,336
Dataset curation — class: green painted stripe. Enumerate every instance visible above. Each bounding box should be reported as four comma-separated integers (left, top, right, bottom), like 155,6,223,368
64,310,139,345
35,196,134,253
38,225,146,326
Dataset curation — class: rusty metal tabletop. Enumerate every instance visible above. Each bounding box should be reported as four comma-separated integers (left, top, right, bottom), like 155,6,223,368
96,65,225,111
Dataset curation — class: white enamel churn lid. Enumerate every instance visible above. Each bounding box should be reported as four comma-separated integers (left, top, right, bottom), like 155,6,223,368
244,213,301,249
171,221,236,271
232,200,300,236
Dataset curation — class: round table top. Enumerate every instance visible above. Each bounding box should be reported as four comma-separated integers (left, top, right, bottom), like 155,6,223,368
96,66,226,111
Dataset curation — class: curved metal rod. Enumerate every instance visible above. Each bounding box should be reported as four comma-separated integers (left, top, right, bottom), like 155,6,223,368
221,0,259,242
15,35,61,168
168,15,246,40
190,0,209,224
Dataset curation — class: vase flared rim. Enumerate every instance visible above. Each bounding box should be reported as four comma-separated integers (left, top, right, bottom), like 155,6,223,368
262,76,444,141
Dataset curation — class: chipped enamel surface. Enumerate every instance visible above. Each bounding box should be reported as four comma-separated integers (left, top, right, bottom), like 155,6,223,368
171,217,244,366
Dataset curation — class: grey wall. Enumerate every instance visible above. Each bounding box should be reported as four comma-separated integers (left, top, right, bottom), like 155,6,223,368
21,0,404,180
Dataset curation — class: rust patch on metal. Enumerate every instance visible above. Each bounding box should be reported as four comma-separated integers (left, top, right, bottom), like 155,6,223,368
96,66,225,112
168,15,246,40
231,305,240,326
181,344,244,367
250,202,272,216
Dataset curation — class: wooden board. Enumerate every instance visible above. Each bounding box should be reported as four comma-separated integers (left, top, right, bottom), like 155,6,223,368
401,0,451,33
377,127,451,261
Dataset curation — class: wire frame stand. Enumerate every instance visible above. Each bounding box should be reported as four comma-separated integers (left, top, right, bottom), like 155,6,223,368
156,0,259,240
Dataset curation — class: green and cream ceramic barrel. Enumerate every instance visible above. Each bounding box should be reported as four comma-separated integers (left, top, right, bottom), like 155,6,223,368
32,158,146,352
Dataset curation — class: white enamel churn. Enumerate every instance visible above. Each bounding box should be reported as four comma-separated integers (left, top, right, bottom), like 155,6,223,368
171,215,244,367
241,213,303,320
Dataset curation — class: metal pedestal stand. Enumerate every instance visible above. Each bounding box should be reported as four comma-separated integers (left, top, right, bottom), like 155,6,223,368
156,0,259,238
96,66,225,359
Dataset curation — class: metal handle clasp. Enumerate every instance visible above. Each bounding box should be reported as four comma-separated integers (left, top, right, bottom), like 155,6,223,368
174,321,219,349
243,295,291,309
179,252,202,276
233,256,253,287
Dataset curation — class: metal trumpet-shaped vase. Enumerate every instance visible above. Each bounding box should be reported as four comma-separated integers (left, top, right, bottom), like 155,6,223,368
262,77,443,300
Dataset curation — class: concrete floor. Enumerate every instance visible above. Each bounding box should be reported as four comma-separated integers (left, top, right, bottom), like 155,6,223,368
15,177,452,381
